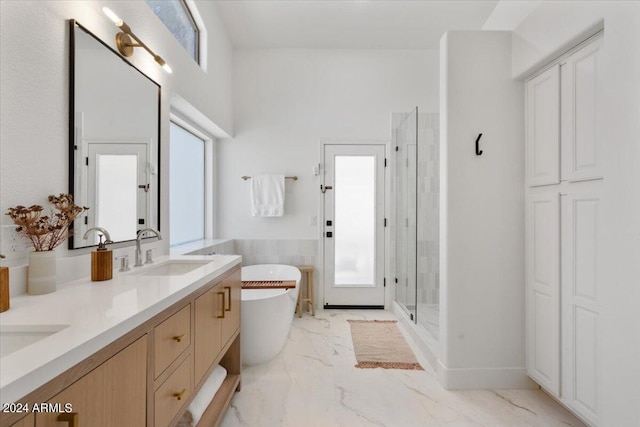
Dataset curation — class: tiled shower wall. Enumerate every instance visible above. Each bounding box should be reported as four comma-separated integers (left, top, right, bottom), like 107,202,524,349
417,113,440,307
391,111,440,322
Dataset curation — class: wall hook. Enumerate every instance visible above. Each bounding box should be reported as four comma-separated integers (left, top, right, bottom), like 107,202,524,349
475,133,483,156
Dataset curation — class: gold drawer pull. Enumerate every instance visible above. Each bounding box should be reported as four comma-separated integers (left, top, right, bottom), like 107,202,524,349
57,412,78,427
217,291,225,319
224,286,231,312
173,388,187,401
172,333,186,343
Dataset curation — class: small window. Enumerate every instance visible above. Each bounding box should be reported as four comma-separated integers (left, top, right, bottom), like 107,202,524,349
170,122,206,246
146,0,199,63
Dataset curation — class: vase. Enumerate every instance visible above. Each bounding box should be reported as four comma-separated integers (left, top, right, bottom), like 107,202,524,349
28,250,57,295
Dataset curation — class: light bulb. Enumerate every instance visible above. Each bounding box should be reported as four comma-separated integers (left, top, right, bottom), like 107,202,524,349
102,7,123,27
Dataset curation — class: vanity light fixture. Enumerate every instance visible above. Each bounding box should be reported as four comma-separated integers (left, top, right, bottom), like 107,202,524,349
102,7,173,73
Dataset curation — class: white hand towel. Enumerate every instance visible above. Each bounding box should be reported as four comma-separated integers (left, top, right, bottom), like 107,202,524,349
176,365,228,427
251,174,285,217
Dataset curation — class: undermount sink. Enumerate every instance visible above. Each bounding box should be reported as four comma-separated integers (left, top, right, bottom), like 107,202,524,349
137,260,211,276
0,324,69,358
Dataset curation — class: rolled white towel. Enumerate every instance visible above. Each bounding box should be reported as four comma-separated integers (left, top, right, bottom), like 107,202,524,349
176,365,228,427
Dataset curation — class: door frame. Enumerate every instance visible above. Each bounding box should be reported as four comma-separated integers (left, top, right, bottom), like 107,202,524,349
318,139,391,309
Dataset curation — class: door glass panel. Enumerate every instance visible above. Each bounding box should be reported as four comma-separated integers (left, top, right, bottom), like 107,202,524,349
96,154,138,242
334,155,375,286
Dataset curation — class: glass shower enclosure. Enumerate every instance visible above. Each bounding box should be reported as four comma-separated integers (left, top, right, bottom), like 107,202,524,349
393,108,440,340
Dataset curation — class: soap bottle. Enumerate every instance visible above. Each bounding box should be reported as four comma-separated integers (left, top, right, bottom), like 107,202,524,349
83,228,113,282
0,254,9,312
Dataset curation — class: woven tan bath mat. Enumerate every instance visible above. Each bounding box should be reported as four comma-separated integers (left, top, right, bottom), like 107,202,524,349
347,320,423,370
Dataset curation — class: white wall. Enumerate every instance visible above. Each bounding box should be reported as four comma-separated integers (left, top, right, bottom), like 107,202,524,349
218,48,439,239
0,1,233,292
439,31,527,389
511,2,640,425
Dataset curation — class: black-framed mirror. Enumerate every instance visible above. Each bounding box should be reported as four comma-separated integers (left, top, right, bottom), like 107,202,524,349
69,20,161,249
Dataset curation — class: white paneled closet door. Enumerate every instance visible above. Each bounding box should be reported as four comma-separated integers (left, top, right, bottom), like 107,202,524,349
561,188,602,426
526,64,560,187
525,33,603,425
560,37,603,182
526,193,560,396
559,35,603,426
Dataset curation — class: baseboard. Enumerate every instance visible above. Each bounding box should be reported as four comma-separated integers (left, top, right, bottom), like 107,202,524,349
392,302,439,370
437,361,538,390
323,305,384,309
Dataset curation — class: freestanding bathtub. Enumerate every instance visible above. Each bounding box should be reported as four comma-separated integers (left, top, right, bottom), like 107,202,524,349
241,264,301,365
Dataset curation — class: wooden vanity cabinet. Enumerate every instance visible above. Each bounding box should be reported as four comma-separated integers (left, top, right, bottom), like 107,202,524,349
153,353,192,427
194,283,225,385
154,305,191,379
3,265,241,427
194,268,241,387
220,269,241,348
8,414,33,427
35,335,147,427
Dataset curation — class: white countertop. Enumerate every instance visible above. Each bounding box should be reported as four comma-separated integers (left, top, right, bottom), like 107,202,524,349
0,254,241,405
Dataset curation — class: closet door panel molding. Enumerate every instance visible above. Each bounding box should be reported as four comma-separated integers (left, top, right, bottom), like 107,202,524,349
526,192,560,395
561,189,601,425
561,36,603,182
526,65,560,187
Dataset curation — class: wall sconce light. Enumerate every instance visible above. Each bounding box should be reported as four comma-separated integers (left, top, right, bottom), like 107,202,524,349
102,7,172,73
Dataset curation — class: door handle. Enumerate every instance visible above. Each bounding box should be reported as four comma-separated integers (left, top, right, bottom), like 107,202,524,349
57,413,78,427
217,291,226,319
224,286,231,312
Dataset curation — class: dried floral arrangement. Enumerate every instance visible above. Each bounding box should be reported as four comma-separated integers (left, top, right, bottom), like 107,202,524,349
6,194,88,252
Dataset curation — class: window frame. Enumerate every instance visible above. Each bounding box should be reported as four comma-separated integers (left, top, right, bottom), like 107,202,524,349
180,0,200,64
146,0,201,65
168,115,215,246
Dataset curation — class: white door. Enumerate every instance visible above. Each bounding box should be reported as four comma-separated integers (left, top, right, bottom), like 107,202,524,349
526,192,560,396
526,64,560,187
323,144,385,307
561,188,601,424
87,141,150,244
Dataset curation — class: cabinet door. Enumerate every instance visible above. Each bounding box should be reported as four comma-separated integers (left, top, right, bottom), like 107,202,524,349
10,414,34,427
561,189,601,425
526,193,560,396
221,268,241,347
526,64,560,187
35,335,147,427
194,284,224,385
561,37,602,182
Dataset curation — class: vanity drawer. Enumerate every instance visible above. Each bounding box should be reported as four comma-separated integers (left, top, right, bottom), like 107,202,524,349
154,355,192,427
154,304,191,377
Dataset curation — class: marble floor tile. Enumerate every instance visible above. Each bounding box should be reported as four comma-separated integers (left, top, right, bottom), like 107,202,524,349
221,309,585,427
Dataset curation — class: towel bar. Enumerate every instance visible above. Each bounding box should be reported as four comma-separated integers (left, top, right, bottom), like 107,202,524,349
241,176,298,181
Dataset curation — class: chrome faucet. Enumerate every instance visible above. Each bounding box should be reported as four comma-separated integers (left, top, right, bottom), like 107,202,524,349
135,228,162,267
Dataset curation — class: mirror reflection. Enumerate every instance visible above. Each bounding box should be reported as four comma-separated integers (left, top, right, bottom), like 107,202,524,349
69,21,160,249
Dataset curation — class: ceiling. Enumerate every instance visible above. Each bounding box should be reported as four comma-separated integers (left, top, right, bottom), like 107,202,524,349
214,0,502,49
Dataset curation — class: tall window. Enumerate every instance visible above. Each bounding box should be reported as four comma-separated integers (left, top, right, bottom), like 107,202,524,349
170,122,206,246
146,0,199,63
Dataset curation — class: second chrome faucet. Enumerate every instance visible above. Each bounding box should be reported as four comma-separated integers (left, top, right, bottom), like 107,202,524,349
134,228,162,267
